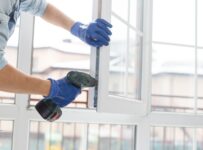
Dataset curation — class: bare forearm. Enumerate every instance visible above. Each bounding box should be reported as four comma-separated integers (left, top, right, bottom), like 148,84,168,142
0,64,50,96
42,3,75,31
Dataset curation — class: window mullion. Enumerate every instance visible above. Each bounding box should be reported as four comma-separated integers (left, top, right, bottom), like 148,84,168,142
12,13,34,150
142,0,153,114
125,0,130,97
194,0,198,114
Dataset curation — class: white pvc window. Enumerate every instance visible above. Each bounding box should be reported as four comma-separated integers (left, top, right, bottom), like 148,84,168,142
151,0,202,113
147,0,203,150
97,0,151,114
29,121,135,150
0,1,140,150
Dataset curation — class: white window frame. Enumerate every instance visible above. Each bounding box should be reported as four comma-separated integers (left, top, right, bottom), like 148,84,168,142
137,0,203,150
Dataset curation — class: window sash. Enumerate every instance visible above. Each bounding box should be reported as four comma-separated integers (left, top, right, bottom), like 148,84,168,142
96,0,151,114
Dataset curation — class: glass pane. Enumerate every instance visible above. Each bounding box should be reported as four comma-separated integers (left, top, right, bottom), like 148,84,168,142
109,16,127,97
88,124,99,150
150,126,193,150
63,123,74,149
109,16,141,100
111,125,121,150
196,128,203,150
151,44,195,112
30,0,93,108
29,122,87,150
112,0,128,22
112,0,142,29
130,0,138,28
0,121,13,150
121,126,134,150
197,0,203,47
99,124,110,150
29,121,135,150
0,19,19,104
127,29,142,99
198,49,203,112
153,0,195,45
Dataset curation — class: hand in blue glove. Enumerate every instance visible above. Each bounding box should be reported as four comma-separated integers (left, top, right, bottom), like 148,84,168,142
45,77,81,107
70,18,112,47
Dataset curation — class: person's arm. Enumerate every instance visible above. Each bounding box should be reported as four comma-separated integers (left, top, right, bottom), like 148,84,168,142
0,64,50,96
42,3,75,31
41,3,112,47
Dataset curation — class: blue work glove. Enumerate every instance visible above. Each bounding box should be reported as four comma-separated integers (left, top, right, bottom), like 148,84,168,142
70,18,112,47
45,77,81,107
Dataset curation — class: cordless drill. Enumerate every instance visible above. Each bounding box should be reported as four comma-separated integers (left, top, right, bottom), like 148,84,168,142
35,71,97,122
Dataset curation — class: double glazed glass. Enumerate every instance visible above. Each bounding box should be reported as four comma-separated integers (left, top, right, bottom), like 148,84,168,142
31,0,93,108
0,121,13,150
150,126,193,150
151,44,195,112
151,0,197,113
29,121,135,150
197,1,203,112
151,127,203,150
197,0,203,47
152,0,195,45
198,49,203,112
109,0,143,100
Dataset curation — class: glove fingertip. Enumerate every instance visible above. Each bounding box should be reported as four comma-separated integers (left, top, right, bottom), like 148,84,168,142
97,24,112,35
96,18,112,28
